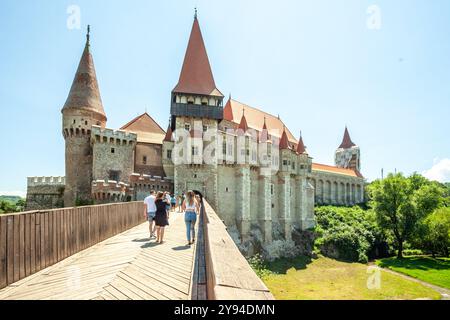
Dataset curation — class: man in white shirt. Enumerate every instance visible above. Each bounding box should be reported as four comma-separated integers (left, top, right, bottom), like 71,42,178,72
143,190,157,239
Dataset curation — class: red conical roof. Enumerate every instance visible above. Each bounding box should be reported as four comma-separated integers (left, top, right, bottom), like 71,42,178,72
238,110,249,132
297,134,307,154
163,124,173,142
62,28,106,119
279,127,289,150
172,17,223,97
339,127,356,149
260,117,270,143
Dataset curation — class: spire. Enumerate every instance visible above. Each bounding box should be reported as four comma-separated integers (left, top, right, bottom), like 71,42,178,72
338,126,356,149
297,131,307,154
172,15,223,97
62,25,106,119
279,126,289,150
238,109,249,132
163,124,173,142
260,116,270,143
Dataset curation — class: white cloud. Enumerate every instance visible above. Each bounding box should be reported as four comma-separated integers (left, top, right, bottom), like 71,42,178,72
422,158,450,183
0,191,26,198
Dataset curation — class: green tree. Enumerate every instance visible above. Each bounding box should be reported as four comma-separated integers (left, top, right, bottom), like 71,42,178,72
368,173,443,258
416,208,450,257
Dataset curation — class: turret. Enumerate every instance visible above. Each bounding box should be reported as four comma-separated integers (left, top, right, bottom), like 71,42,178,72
335,126,361,172
62,26,107,206
170,12,224,130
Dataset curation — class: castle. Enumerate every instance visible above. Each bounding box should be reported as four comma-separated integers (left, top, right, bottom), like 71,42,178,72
26,15,365,248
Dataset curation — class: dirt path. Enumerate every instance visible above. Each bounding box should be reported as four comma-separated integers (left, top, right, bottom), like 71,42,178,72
369,263,450,300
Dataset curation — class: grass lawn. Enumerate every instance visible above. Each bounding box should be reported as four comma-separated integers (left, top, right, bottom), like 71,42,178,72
376,256,450,289
261,256,441,300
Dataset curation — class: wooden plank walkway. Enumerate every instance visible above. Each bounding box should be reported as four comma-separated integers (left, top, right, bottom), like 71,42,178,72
0,212,195,300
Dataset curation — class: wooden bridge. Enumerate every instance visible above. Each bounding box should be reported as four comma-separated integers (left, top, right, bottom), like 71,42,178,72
0,200,273,300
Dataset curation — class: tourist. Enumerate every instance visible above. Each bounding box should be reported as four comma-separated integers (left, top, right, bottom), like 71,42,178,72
182,190,198,245
154,191,170,244
170,193,176,212
177,194,183,212
143,190,157,239
165,192,171,214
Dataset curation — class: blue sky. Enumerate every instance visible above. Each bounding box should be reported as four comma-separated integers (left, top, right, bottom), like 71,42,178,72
1,0,449,197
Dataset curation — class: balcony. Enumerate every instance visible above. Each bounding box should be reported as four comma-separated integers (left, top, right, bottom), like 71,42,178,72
171,103,223,120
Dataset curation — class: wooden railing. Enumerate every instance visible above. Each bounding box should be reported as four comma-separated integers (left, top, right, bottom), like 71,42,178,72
198,201,274,300
0,202,145,290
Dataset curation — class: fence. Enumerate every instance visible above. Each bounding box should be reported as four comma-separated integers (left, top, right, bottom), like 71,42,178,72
0,201,145,290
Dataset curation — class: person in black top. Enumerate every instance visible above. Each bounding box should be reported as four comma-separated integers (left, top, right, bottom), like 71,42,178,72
154,191,169,244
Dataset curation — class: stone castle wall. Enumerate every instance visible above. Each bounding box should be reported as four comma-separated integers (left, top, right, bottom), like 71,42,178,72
91,126,136,184
26,177,65,210
133,142,165,177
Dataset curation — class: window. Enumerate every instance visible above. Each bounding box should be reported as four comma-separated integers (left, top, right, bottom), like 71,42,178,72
246,149,250,156
271,203,274,208
203,125,208,132
73,119,76,124
225,187,229,192
271,184,274,195
85,121,88,125
228,144,233,156
193,174,197,178
185,124,190,131
252,150,257,161
292,162,295,170
111,148,115,154
109,170,120,182
241,149,246,156
167,150,172,159
283,160,287,166
143,156,147,164
222,142,227,155
192,146,199,156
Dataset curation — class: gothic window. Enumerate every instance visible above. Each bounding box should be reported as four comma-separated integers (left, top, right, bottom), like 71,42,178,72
111,148,115,154
167,150,172,159
143,156,147,164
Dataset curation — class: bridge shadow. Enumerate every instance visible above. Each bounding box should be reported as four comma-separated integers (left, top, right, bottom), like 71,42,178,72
172,245,191,251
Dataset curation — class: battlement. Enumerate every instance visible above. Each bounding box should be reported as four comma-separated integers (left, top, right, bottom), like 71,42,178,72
129,173,173,183
27,176,66,187
91,180,131,190
91,125,137,144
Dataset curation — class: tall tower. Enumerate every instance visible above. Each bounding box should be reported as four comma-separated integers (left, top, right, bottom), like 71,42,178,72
335,127,361,172
61,26,107,207
169,12,224,206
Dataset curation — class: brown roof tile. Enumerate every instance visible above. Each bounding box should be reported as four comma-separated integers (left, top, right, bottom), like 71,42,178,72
172,17,223,97
312,163,363,178
339,127,356,149
62,32,106,119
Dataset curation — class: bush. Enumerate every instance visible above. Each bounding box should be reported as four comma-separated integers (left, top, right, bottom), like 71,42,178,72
247,254,272,279
402,249,423,256
314,206,387,263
